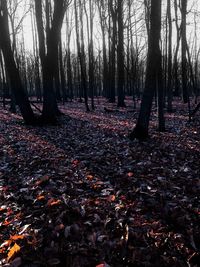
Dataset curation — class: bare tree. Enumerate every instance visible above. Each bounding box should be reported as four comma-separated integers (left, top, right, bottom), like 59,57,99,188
34,0,68,122
0,0,35,124
117,0,126,107
74,0,90,111
181,0,188,103
167,0,173,112
130,0,163,140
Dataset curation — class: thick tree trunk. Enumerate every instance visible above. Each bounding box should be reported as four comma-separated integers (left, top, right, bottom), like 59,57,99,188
34,0,66,122
130,0,162,140
0,0,35,124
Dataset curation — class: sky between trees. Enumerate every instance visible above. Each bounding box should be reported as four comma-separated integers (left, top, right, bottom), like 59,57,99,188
14,0,200,59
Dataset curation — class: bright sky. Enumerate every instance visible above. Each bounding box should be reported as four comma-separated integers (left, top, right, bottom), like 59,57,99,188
12,0,200,60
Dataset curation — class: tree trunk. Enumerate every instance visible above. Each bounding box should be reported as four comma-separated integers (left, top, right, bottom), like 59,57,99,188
117,0,126,107
173,0,181,97
74,0,90,111
34,0,66,123
97,1,109,98
167,0,173,112
130,0,162,140
109,0,117,103
0,0,35,124
88,0,95,110
59,37,67,103
181,0,188,103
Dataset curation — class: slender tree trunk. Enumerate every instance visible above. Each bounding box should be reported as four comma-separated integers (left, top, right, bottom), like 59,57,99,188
173,0,181,97
109,0,117,103
117,0,126,107
167,0,173,112
59,37,67,103
88,0,95,110
97,1,109,98
31,5,42,101
67,47,73,100
181,0,188,103
0,51,7,108
74,0,90,111
66,10,73,101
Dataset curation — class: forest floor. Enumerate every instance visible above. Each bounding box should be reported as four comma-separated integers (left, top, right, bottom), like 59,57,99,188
0,98,200,267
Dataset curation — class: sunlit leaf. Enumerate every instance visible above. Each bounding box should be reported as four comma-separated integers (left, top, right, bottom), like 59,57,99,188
47,198,62,207
36,195,45,201
107,195,116,202
10,235,24,241
127,172,134,177
3,220,12,226
7,243,21,261
86,175,94,180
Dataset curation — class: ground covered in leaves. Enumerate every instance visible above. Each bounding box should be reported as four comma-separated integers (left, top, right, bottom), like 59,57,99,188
0,99,200,267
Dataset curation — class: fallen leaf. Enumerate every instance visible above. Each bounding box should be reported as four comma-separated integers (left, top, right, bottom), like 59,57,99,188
3,220,12,226
36,195,45,201
47,199,62,207
86,175,94,180
7,243,21,262
127,172,134,177
35,175,50,186
10,235,24,241
0,206,7,213
107,195,116,202
19,224,30,235
0,240,12,248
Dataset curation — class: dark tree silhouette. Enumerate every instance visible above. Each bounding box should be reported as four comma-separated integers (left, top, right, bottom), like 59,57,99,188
129,0,162,140
0,0,35,124
117,0,126,107
181,0,188,103
34,0,67,123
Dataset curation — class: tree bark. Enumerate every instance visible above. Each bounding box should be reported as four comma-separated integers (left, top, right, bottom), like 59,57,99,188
0,0,35,124
34,0,66,122
167,0,173,112
74,0,90,111
117,0,126,107
130,0,162,140
181,0,188,103
109,0,117,103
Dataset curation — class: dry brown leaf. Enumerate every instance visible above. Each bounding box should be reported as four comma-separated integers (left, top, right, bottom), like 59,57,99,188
35,175,50,186
7,243,21,262
87,175,94,180
107,195,116,202
47,199,62,207
10,235,24,241
127,172,134,177
36,195,45,201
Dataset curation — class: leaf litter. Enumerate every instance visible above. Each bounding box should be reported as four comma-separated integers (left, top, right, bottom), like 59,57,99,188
0,99,200,267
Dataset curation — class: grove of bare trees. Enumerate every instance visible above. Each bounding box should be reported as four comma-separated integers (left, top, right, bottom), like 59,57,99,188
0,0,200,138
